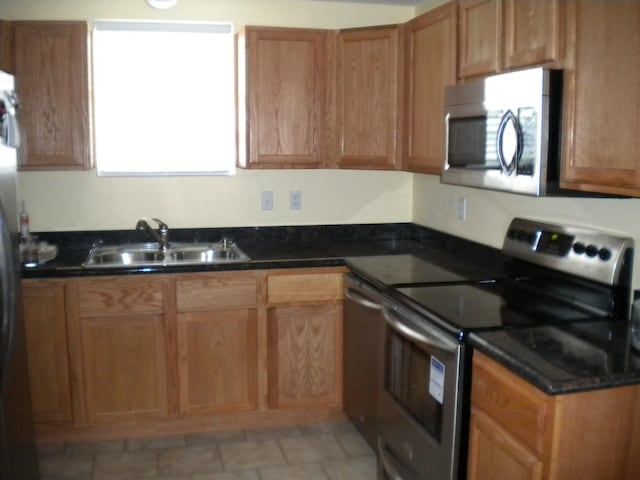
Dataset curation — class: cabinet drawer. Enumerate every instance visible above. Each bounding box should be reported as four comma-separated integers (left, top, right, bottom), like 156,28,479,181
77,278,165,317
176,275,257,311
267,273,343,304
471,352,553,457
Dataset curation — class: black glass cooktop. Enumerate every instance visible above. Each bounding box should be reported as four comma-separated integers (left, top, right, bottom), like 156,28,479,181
395,281,609,336
345,254,498,286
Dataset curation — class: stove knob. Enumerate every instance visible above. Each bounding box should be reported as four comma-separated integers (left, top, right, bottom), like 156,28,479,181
573,242,586,254
586,244,599,257
598,248,612,261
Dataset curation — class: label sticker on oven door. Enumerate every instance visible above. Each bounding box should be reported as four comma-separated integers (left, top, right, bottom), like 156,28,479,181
429,356,445,404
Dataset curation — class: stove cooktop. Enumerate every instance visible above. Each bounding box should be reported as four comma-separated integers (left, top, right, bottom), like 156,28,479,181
394,281,611,337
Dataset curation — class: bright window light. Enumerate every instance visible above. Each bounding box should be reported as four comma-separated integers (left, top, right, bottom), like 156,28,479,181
92,21,235,176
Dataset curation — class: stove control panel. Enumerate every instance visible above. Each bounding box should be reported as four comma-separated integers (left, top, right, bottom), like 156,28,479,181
504,218,634,286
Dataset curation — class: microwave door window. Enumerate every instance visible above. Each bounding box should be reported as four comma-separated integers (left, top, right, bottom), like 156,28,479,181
448,115,500,169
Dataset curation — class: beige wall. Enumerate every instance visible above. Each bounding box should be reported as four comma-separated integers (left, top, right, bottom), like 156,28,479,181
7,0,419,231
413,174,640,287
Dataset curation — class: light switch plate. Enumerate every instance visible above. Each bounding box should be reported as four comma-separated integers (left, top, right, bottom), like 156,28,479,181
261,191,274,211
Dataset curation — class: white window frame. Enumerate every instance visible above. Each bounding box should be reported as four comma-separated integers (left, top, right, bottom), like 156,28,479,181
92,21,236,176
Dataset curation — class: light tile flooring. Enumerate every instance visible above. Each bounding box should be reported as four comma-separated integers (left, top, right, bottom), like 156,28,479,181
37,421,377,480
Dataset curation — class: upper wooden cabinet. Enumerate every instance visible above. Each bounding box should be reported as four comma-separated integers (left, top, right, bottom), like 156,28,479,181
12,21,92,170
403,3,457,174
458,0,564,79
335,26,403,170
237,27,330,169
560,1,640,196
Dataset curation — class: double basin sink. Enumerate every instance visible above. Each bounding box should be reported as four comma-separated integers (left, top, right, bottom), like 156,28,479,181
83,240,250,268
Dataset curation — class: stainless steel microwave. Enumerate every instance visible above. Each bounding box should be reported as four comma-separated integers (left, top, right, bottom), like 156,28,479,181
442,68,563,196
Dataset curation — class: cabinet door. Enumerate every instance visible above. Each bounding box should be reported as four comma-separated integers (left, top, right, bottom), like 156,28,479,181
238,27,328,169
177,309,258,415
73,277,169,425
268,303,342,408
502,0,562,70
80,314,168,424
336,26,403,169
404,3,457,174
468,408,543,480
458,0,501,78
560,1,640,196
22,282,72,424
13,22,91,170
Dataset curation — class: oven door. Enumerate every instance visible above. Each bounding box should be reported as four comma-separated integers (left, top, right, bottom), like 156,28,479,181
377,300,463,480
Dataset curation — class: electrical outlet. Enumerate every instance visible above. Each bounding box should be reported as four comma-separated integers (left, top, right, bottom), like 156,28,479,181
261,191,273,211
457,196,468,222
289,190,302,210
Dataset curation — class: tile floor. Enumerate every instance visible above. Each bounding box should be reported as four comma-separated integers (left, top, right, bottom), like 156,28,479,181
37,420,377,480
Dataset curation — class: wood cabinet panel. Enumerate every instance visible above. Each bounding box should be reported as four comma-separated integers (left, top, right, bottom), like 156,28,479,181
469,352,640,480
267,272,343,304
404,3,457,174
238,27,329,168
468,408,543,480
502,0,562,70
335,26,403,169
177,309,258,415
22,282,72,424
176,274,257,311
472,352,553,456
77,277,165,317
13,21,91,170
458,0,501,78
560,0,640,196
80,314,168,424
268,303,342,408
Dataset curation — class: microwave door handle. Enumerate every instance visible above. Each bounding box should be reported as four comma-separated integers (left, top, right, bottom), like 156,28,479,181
382,306,457,354
497,110,521,175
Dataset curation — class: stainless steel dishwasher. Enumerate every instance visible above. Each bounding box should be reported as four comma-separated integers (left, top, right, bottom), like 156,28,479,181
343,273,386,449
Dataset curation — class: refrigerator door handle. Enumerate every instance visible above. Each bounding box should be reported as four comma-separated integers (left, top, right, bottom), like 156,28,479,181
0,202,16,390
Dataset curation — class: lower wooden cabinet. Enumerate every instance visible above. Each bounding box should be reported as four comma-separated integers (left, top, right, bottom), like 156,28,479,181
468,352,640,480
267,303,342,408
22,280,72,424
176,273,259,415
266,271,344,409
22,267,345,440
71,276,172,425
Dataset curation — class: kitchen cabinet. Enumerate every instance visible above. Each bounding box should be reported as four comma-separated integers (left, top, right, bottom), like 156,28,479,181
176,273,258,415
403,2,457,174
21,280,72,424
12,21,91,170
237,27,330,169
0,21,11,71
67,276,173,425
458,0,564,79
560,1,640,197
468,351,640,480
335,26,403,170
266,271,343,408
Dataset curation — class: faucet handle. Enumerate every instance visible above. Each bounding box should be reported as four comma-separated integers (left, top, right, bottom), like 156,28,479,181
152,218,169,232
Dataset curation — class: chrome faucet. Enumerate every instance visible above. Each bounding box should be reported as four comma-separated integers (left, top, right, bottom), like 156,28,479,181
136,218,170,252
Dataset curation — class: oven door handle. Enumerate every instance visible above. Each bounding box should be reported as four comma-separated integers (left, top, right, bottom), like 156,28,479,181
344,286,383,311
383,306,457,354
377,436,408,480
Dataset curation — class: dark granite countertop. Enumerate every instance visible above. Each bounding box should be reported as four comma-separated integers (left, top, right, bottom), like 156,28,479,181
467,321,640,395
23,222,640,395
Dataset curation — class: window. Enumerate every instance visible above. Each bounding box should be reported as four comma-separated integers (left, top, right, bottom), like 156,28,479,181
92,21,235,176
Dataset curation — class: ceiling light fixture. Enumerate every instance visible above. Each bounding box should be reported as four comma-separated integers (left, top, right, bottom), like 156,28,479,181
145,0,178,10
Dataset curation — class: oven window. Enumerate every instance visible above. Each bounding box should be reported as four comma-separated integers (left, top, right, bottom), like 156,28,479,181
386,329,444,442
447,115,500,169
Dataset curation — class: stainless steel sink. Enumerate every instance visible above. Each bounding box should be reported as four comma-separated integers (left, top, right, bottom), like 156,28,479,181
82,241,250,267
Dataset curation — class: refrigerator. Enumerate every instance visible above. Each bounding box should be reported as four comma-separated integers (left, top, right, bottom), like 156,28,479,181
0,70,39,479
